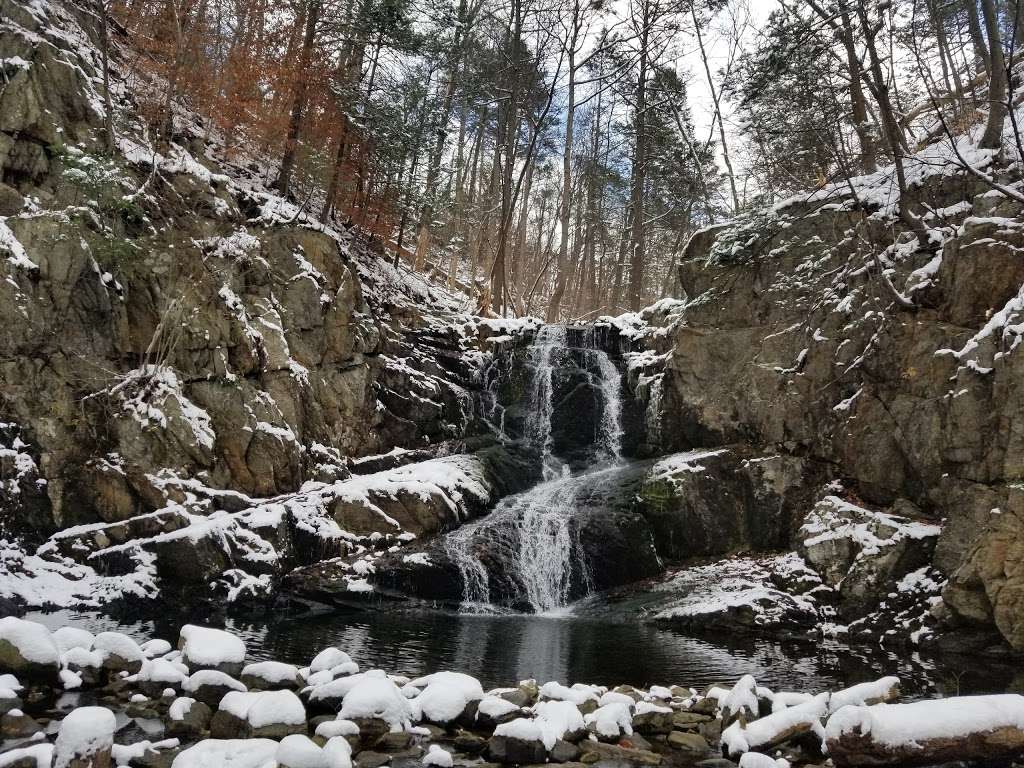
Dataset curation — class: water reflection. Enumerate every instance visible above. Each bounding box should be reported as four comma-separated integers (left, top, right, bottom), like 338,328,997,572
27,608,1017,696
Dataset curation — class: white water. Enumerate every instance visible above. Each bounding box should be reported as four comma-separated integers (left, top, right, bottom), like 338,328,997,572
447,325,625,614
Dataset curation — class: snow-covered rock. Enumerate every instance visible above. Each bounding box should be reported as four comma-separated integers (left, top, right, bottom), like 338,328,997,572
212,689,307,739
178,625,246,675
240,660,302,690
338,677,413,732
170,738,279,768
825,694,1024,766
53,706,116,768
0,617,60,680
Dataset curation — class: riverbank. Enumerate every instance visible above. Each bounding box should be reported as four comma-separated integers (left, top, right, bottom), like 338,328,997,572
2,617,1023,768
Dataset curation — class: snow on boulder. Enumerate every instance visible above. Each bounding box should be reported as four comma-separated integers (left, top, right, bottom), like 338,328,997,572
827,677,900,713
137,658,190,696
212,689,307,739
276,734,332,768
537,681,599,709
531,700,588,748
422,744,453,768
52,627,95,654
140,639,173,658
170,738,278,768
489,718,549,764
178,625,246,675
0,617,61,680
93,632,146,674
409,671,484,725
719,675,760,725
241,660,302,690
112,738,180,766
183,669,247,707
770,692,815,713
476,695,522,728
585,702,634,741
309,648,355,675
307,669,389,712
0,743,54,767
315,718,360,739
53,706,117,768
339,677,414,733
722,693,829,757
632,700,673,734
824,694,1024,767
598,691,635,708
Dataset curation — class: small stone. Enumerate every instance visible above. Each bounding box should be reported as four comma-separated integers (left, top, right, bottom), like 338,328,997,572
550,740,580,763
453,730,488,754
356,750,393,768
1,711,40,739
578,741,662,765
667,731,709,752
376,731,414,752
487,735,548,765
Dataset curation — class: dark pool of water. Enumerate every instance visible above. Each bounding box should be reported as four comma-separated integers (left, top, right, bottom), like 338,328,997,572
26,608,1020,698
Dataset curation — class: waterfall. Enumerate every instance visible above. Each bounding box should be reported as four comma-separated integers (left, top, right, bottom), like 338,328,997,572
524,324,568,480
446,324,624,614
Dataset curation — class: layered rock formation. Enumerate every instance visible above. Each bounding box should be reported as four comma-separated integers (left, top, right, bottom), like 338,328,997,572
606,161,1024,652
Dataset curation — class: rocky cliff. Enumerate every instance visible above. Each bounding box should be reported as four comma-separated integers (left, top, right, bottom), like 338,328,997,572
0,0,540,614
606,157,1024,653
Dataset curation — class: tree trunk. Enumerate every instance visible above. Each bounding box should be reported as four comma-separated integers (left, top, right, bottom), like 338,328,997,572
626,6,650,312
413,0,470,271
980,0,1007,149
277,0,321,198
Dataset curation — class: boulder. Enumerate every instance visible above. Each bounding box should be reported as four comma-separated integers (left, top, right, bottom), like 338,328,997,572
183,670,246,707
167,697,212,739
53,706,116,768
0,618,61,681
825,695,1024,767
487,734,548,765
578,741,662,765
178,625,246,676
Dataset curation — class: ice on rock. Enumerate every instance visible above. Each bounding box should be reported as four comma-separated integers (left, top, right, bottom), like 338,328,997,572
422,744,453,768
170,738,278,768
53,706,117,768
770,692,814,712
52,627,95,654
0,617,61,674
598,691,635,707
634,701,671,715
62,647,103,670
585,703,634,739
0,673,22,698
338,677,413,732
178,625,246,672
647,685,672,700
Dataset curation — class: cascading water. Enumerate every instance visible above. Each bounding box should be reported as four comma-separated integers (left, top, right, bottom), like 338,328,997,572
446,325,625,614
